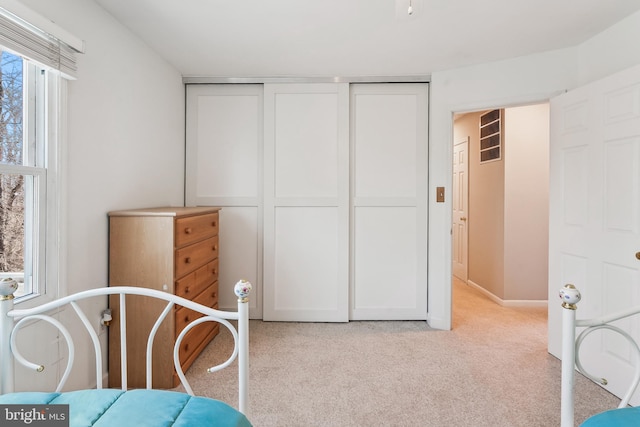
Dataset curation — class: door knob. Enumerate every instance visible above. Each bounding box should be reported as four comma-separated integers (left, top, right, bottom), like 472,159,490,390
636,252,640,260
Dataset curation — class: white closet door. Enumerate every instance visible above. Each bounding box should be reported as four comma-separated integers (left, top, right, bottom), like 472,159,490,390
350,84,428,320
263,84,350,321
185,84,263,317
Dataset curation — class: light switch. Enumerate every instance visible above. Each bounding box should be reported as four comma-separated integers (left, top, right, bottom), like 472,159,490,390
436,187,445,203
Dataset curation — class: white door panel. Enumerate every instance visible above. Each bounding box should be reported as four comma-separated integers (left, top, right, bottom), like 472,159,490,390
273,93,340,198
187,85,261,200
353,207,418,314
263,83,349,322
272,207,340,315
186,84,263,318
353,93,418,198
350,83,428,320
549,64,640,405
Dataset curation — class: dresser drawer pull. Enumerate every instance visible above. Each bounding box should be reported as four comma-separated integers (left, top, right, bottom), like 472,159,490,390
212,245,217,252
184,227,192,234
212,268,217,276
212,221,216,227
184,286,190,294
185,257,191,264
184,315,191,323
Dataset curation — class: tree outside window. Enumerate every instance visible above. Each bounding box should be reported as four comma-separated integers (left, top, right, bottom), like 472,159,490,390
0,50,25,290
0,49,49,300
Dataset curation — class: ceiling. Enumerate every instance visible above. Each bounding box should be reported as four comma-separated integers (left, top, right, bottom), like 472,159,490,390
93,0,640,78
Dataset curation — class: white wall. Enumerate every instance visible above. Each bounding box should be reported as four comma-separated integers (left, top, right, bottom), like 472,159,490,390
428,9,640,330
576,11,640,86
469,111,505,299
15,0,184,390
504,103,549,301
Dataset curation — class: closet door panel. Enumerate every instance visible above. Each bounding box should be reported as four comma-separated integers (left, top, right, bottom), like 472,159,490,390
350,83,428,320
264,83,349,322
186,84,263,317
274,93,339,198
187,85,261,200
354,93,418,198
353,207,418,310
273,207,339,312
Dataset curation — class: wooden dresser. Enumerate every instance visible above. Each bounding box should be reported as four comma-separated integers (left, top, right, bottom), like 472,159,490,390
107,206,221,389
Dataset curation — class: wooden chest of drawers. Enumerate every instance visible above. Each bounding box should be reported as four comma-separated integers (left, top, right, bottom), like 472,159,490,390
107,206,221,389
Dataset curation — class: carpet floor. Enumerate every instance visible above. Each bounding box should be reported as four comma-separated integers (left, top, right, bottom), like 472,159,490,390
179,278,621,426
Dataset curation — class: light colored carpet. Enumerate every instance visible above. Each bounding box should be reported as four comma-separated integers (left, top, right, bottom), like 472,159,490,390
178,278,620,426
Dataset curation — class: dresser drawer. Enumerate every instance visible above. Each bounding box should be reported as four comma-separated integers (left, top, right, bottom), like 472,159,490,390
174,271,195,299
175,212,219,248
175,235,218,278
174,283,218,336
175,260,218,300
195,259,218,291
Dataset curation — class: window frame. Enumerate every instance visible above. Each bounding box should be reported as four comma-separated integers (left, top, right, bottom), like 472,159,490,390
0,56,65,307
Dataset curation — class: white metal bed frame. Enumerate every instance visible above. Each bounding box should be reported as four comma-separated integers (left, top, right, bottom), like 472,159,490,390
560,284,640,427
0,277,252,415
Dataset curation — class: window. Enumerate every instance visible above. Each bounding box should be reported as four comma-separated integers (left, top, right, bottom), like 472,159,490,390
0,50,60,303
0,3,80,305
0,5,79,304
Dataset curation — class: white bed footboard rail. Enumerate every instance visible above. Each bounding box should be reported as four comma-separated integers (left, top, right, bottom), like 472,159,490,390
560,284,640,427
0,278,252,415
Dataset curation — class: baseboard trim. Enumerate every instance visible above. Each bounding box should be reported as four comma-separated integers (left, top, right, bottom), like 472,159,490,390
466,280,548,308
427,315,451,331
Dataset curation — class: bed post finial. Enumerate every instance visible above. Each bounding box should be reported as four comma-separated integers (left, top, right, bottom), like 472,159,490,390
559,283,581,310
234,279,252,303
0,277,19,301
1,277,18,394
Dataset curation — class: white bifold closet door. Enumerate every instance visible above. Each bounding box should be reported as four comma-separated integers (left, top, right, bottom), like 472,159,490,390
349,84,428,320
263,84,350,321
185,84,263,318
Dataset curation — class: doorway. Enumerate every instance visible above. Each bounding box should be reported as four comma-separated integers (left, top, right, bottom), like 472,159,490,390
452,103,550,306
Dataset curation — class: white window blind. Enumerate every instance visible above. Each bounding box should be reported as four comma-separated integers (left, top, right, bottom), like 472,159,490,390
0,6,80,79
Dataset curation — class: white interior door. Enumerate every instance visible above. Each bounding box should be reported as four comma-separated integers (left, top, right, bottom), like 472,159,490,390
452,137,469,282
263,83,349,321
350,83,428,320
548,64,640,404
185,84,263,317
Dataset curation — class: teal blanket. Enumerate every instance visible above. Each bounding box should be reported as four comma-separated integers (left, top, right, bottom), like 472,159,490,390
581,407,640,426
0,389,252,427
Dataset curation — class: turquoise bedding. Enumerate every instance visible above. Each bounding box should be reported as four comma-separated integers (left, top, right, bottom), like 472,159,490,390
0,389,252,427
581,407,640,427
